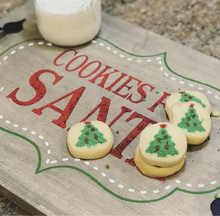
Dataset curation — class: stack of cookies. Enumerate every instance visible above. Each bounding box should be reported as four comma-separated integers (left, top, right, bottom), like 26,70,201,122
165,91,211,145
134,122,187,178
134,91,211,178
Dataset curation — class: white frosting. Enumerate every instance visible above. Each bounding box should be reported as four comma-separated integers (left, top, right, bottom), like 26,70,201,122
36,0,94,15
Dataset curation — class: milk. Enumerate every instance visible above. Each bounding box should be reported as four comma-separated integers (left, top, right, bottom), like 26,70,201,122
35,0,101,46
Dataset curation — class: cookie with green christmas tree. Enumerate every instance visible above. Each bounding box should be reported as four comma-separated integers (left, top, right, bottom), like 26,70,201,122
169,102,211,145
134,122,187,178
165,91,211,117
67,120,114,159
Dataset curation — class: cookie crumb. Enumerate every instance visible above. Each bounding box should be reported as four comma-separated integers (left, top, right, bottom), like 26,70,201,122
205,136,211,141
211,111,220,117
214,194,219,199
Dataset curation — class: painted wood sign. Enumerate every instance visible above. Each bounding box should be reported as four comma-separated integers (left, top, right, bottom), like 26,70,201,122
0,1,220,215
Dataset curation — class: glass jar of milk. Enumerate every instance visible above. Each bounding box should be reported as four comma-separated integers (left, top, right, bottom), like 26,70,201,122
35,0,101,46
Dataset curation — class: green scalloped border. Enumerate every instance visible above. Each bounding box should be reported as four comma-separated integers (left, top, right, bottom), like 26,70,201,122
97,37,220,92
1,126,220,203
1,37,220,93
1,38,220,203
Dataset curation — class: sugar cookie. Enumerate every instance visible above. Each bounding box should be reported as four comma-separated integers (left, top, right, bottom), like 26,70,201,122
67,121,114,159
165,91,211,117
134,122,187,178
134,146,186,178
169,102,211,145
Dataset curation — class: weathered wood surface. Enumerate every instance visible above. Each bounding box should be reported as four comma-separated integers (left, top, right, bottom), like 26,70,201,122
0,1,220,215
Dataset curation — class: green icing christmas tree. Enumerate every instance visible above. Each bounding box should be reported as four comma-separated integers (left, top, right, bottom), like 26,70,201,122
177,104,205,132
179,92,206,108
145,124,179,158
75,122,107,147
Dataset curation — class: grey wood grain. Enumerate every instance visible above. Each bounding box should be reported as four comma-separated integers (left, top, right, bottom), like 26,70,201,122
0,1,219,215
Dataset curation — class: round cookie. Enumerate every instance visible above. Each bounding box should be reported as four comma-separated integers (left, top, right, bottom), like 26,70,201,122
134,146,186,178
168,102,211,145
67,121,114,159
134,122,187,178
165,91,211,117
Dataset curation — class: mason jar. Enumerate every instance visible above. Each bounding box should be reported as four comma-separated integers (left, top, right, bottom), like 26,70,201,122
34,0,101,46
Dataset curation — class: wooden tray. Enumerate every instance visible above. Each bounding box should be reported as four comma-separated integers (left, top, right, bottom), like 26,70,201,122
0,1,219,215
